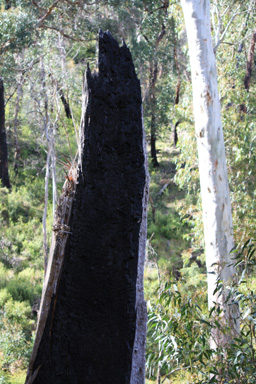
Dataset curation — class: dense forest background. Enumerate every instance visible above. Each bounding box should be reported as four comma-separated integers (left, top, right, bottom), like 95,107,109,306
1,0,256,383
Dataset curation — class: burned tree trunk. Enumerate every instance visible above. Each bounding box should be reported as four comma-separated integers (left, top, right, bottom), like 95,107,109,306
0,78,11,189
25,31,148,384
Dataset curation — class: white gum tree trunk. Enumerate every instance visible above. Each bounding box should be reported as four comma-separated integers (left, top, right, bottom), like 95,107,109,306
180,0,239,347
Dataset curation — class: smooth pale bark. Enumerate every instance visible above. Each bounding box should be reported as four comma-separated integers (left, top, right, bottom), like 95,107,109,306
180,0,239,347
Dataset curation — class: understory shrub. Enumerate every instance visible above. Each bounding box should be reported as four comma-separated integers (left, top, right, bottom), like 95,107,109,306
146,240,256,383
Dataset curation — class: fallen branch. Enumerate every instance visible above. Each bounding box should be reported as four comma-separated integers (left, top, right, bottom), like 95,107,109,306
158,178,174,196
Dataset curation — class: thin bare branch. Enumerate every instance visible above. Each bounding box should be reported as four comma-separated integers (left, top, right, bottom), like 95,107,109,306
37,0,60,28
156,24,166,48
214,10,255,52
161,366,191,383
31,0,46,12
39,25,88,42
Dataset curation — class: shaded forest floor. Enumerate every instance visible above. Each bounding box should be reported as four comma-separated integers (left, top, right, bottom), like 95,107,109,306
145,142,191,302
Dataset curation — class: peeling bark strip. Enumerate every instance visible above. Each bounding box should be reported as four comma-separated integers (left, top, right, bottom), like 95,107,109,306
25,31,148,384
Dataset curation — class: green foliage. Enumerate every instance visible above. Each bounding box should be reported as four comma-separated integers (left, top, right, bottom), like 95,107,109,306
0,0,255,380
0,314,32,371
146,241,256,383
148,209,184,242
146,279,210,382
0,7,36,53
0,263,8,288
0,289,11,307
6,275,41,305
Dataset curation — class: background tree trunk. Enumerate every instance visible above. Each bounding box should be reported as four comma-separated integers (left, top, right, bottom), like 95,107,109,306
150,60,159,167
25,31,148,384
57,85,72,119
0,78,11,189
244,30,256,91
180,0,239,349
13,77,23,174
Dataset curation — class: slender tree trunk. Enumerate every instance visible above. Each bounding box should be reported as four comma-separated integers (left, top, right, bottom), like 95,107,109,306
0,78,11,189
171,15,181,147
57,86,72,119
13,78,22,174
148,24,166,168
43,150,50,272
172,77,180,148
30,60,58,274
244,30,256,91
150,61,159,167
25,31,148,384
41,58,58,270
41,58,50,271
57,34,72,119
173,121,179,148
58,33,79,144
180,0,239,350
51,138,57,215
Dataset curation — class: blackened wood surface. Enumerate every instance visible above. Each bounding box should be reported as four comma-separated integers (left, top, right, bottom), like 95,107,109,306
0,78,11,189
30,31,145,384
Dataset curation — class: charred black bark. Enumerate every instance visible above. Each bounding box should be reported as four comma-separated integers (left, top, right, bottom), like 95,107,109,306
26,31,147,384
0,78,11,189
57,86,72,119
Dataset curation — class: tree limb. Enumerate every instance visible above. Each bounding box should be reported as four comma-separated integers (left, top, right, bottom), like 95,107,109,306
156,24,166,48
213,0,254,53
31,0,46,12
37,0,60,28
39,25,88,42
161,366,191,383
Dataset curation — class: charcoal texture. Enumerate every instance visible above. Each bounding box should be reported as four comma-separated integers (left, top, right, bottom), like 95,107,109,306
32,31,145,384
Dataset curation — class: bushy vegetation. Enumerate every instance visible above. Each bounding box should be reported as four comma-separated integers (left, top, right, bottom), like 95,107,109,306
1,0,256,383
146,241,256,384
